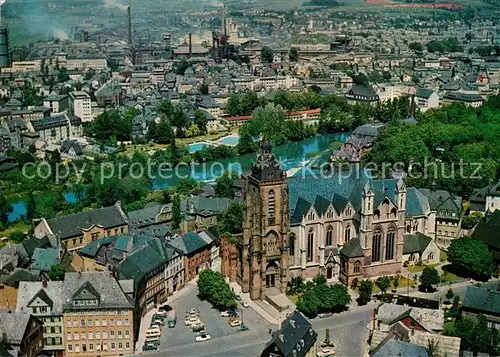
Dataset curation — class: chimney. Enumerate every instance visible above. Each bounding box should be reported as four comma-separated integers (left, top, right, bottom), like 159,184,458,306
42,277,47,288
410,94,415,116
372,308,376,330
77,271,81,279
290,320,296,328
127,6,132,47
189,33,192,58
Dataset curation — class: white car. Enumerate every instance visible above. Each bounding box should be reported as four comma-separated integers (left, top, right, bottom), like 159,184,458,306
241,301,249,308
185,317,199,326
230,319,242,327
196,334,211,342
220,311,231,317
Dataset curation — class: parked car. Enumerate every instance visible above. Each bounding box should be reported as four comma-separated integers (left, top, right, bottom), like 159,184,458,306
145,338,160,346
150,321,162,329
143,342,159,351
235,295,242,301
187,308,199,315
159,305,172,312
151,318,164,326
220,311,231,317
228,310,238,317
316,347,335,356
196,334,211,342
185,317,200,326
153,313,165,320
230,319,242,327
191,322,205,332
238,324,249,332
196,330,208,336
317,312,333,318
241,301,249,308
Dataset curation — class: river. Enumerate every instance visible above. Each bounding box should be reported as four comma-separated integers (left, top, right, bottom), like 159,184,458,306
8,132,349,222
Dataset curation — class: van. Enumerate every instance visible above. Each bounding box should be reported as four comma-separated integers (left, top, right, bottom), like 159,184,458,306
145,328,161,339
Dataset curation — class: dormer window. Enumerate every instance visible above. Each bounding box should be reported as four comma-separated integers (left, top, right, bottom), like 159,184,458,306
308,211,315,221
326,209,334,219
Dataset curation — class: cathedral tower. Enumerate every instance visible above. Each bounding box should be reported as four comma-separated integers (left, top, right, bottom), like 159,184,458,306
239,139,290,300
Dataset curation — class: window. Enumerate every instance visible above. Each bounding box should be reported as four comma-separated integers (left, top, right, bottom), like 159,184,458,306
110,331,115,338
346,207,352,216
73,320,78,327
118,331,122,339
102,319,107,326
289,233,295,257
82,344,87,352
68,344,72,352
102,331,108,339
66,320,71,328
268,190,275,222
385,229,395,260
75,344,80,353
372,230,382,262
89,344,94,352
96,332,100,339
89,332,93,340
111,342,116,351
67,333,72,341
74,333,79,341
126,342,130,350
125,330,130,337
307,229,314,263
110,319,114,326
374,209,380,221
326,225,333,246
95,319,100,327
344,226,351,243
40,306,47,313
326,209,334,219
118,342,123,349
428,252,434,261
354,261,361,274
82,332,86,340
87,319,92,327
308,211,315,221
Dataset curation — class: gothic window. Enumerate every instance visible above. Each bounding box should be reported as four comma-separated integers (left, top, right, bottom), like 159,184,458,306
326,226,333,246
346,207,352,216
308,211,315,221
374,209,380,221
385,228,395,260
372,229,382,262
354,261,361,274
268,190,275,224
307,229,314,262
326,209,334,219
428,252,434,261
391,208,397,218
289,233,295,257
344,226,351,243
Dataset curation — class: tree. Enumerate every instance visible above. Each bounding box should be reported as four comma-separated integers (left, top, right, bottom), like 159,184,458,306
0,191,12,226
261,46,274,63
171,194,182,230
197,269,237,310
297,283,350,318
357,280,373,305
392,276,400,291
186,124,201,138
446,288,454,300
237,127,257,154
419,266,440,292
445,295,461,320
154,119,174,144
289,47,299,62
26,192,37,221
175,59,190,75
199,83,209,95
313,273,327,286
376,276,391,295
409,42,424,52
48,264,65,281
217,203,244,235
214,172,235,199
461,212,482,229
162,190,171,204
194,110,208,133
448,237,494,280
10,231,26,243
287,276,306,295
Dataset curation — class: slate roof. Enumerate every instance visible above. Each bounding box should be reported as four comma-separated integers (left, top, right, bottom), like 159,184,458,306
462,285,500,316
471,210,500,251
0,269,40,288
405,188,430,217
377,303,444,331
117,238,171,284
416,87,436,99
403,233,432,255
22,236,51,257
16,281,64,315
0,312,33,345
372,339,429,357
30,248,59,272
263,311,317,357
62,272,133,311
340,238,364,258
419,189,462,219
167,232,210,255
352,121,386,138
46,203,127,239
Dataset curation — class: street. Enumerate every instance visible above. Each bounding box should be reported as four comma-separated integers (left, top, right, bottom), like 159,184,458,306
139,285,373,357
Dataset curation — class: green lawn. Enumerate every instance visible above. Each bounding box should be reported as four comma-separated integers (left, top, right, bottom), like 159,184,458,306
440,251,448,262
407,263,438,273
0,221,31,239
441,271,464,284
287,294,300,305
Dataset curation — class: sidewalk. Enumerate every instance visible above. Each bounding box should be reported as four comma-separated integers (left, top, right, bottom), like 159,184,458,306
135,280,197,354
229,282,280,325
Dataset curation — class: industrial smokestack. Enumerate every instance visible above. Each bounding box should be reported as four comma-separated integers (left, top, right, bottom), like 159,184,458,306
189,33,192,57
127,6,132,47
410,94,416,116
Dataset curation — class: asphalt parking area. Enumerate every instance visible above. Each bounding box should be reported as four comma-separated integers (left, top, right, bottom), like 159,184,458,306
159,285,271,349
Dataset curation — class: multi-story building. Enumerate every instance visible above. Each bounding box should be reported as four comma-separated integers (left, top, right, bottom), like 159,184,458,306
415,88,439,112
30,114,83,143
164,248,184,296
442,91,485,108
34,202,129,252
70,91,92,122
43,95,69,114
62,272,135,356
16,280,65,356
345,84,380,106
469,180,500,214
167,231,213,282
0,312,44,357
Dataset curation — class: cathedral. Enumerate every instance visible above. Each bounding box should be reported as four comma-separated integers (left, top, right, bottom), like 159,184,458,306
231,139,438,300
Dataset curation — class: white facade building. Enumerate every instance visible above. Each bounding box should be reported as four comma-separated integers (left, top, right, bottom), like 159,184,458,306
69,91,92,122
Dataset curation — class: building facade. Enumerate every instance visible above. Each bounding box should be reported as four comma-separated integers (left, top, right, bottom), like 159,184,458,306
70,91,92,122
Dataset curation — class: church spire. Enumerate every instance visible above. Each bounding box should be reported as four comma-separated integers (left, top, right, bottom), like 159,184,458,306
251,137,284,181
